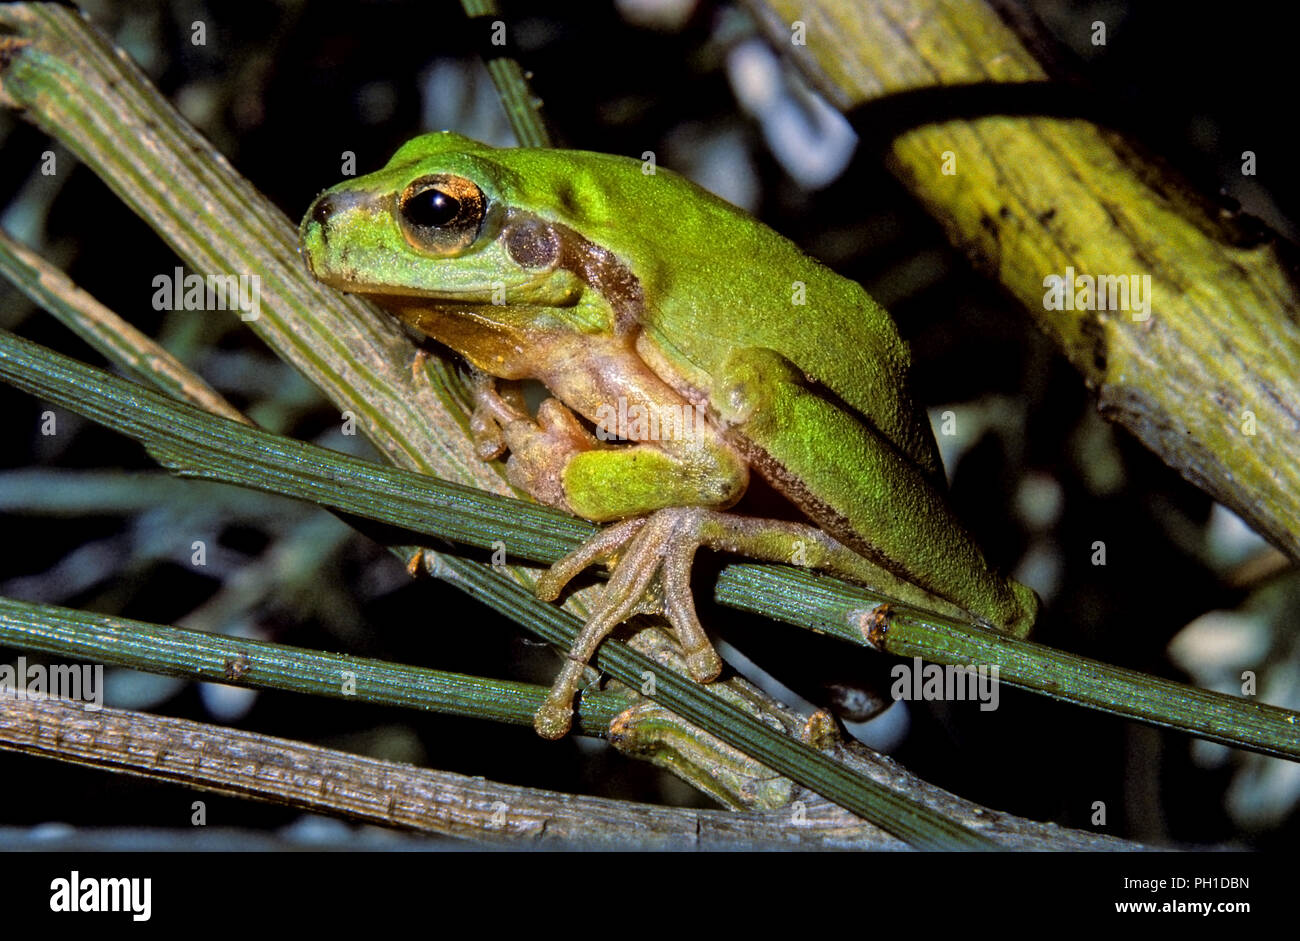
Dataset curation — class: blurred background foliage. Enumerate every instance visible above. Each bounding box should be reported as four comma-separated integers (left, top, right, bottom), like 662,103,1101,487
0,0,1296,848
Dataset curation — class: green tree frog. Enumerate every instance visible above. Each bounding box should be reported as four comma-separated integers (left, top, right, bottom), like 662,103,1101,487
300,132,1039,739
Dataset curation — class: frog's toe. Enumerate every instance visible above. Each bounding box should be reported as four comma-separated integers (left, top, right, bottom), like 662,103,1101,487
531,508,731,738
469,408,507,460
533,700,574,740
534,516,648,601
656,518,725,681
685,647,723,683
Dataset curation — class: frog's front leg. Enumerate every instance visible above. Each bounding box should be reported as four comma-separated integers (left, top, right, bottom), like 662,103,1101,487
467,368,526,460
501,399,608,511
468,370,605,509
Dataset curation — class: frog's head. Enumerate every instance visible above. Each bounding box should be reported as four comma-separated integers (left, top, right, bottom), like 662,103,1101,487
299,131,645,336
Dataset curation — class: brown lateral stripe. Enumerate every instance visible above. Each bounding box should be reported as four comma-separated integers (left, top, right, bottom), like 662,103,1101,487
504,209,645,336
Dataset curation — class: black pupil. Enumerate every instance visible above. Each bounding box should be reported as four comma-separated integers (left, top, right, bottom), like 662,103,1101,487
405,187,461,227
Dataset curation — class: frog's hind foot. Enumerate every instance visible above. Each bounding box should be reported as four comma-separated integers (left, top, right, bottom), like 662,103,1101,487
532,507,737,739
532,508,848,738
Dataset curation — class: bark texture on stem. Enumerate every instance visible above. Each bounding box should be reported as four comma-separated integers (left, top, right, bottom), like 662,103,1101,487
749,0,1300,558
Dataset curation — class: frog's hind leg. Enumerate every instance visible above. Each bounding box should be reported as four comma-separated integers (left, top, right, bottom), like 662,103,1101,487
532,509,720,738
531,507,874,739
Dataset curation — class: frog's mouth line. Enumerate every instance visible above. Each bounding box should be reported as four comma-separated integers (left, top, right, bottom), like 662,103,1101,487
344,286,512,305
306,258,571,307
344,284,586,316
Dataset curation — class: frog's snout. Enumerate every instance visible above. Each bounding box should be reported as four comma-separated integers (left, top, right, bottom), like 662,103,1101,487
302,189,372,240
299,189,376,283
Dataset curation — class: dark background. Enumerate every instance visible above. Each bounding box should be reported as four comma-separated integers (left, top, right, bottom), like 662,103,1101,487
0,0,1296,849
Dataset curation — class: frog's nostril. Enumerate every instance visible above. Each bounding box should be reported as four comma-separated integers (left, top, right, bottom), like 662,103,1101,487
311,194,338,230
310,189,371,231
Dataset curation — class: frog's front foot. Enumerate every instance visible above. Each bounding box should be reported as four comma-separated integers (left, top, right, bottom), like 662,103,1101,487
467,369,527,461
532,507,729,739
467,370,602,512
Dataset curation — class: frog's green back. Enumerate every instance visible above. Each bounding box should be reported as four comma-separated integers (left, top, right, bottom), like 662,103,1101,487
387,133,944,482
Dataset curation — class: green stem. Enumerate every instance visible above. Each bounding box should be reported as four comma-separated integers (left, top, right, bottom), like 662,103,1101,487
0,325,993,849
0,228,248,424
717,564,1300,761
0,596,629,736
0,326,593,565
4,324,1296,763
433,555,996,850
458,0,552,147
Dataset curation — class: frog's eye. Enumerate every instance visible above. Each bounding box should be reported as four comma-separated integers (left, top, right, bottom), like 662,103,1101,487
398,174,487,256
